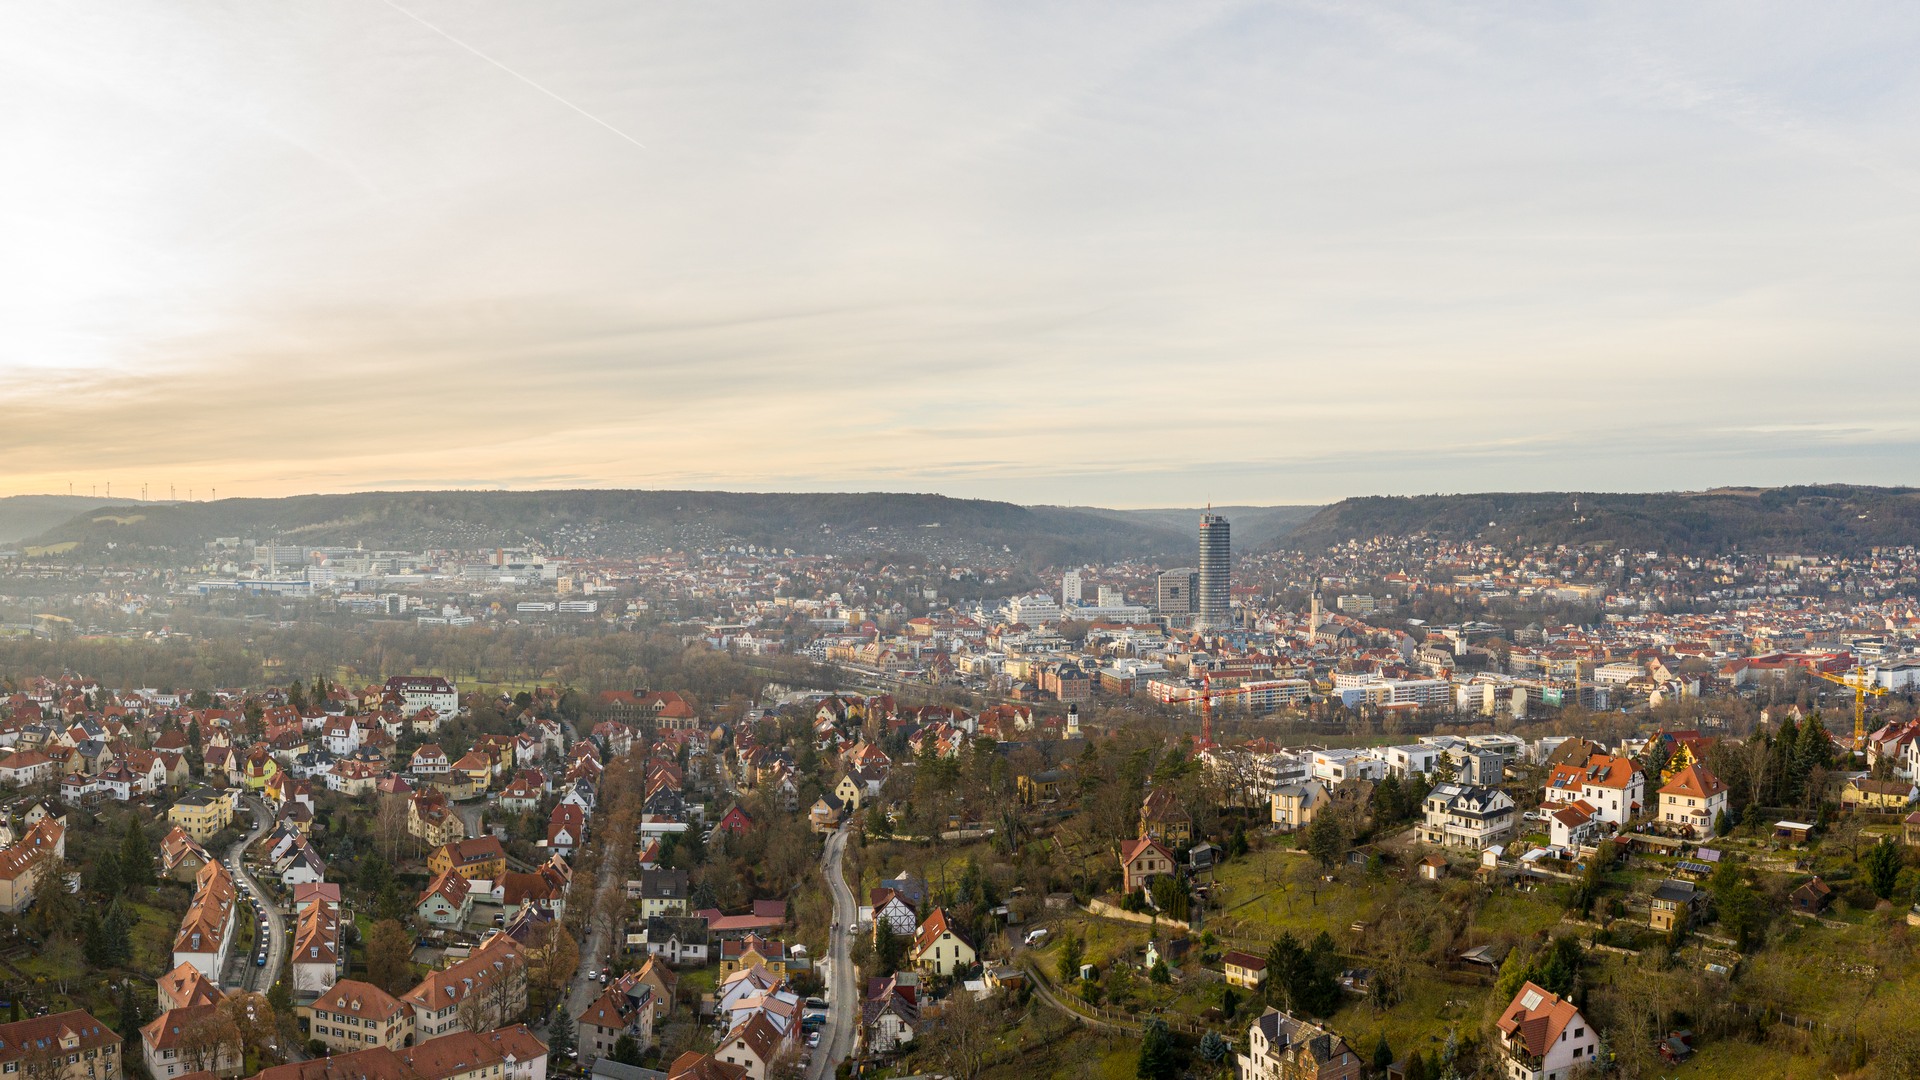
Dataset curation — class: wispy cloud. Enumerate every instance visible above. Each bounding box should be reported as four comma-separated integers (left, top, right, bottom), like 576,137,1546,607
4,2,1920,506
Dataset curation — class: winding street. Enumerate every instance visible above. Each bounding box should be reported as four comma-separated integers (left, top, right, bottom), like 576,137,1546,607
808,824,855,1080
224,793,287,994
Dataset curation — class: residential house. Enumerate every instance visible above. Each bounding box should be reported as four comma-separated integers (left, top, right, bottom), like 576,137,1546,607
638,868,691,919
429,837,507,883
1223,951,1268,990
868,888,918,939
417,870,474,928
576,975,655,1064
666,1052,747,1080
1138,787,1192,846
1419,784,1517,850
1650,879,1699,933
155,962,222,1012
0,816,67,913
1270,781,1330,832
167,789,233,844
638,917,711,967
300,980,413,1055
0,1011,122,1080
409,791,466,849
712,1013,786,1080
860,974,918,1055
1543,754,1644,827
1119,838,1178,893
910,908,975,977
171,861,237,980
1548,801,1601,850
1235,1008,1361,1080
143,1004,248,1080
1494,982,1596,1080
718,936,789,978
1842,777,1918,813
400,934,525,1040
1657,764,1731,840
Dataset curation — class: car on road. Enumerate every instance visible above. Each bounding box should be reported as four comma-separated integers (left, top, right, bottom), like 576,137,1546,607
256,952,267,967
806,1032,820,1048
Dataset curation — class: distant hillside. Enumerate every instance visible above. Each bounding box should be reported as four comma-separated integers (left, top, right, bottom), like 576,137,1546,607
27,489,1191,566
0,495,144,545
1066,505,1323,551
1279,486,1920,555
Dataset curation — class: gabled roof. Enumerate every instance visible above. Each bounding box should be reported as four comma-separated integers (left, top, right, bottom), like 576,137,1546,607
1496,981,1583,1059
1119,838,1176,867
913,907,972,958
1658,763,1728,800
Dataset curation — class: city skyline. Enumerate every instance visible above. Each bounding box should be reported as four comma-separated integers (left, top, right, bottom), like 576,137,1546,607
8,4,1920,504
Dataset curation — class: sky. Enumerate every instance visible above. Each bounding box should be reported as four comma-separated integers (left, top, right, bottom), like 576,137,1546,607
5,2,1920,507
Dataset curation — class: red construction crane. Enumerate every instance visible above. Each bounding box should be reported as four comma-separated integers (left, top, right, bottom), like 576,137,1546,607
1196,673,1254,749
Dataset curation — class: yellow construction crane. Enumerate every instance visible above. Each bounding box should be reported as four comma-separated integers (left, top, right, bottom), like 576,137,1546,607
1814,666,1888,751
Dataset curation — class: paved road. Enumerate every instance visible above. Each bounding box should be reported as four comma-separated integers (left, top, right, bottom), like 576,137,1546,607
224,794,286,994
808,825,856,1080
565,829,623,1056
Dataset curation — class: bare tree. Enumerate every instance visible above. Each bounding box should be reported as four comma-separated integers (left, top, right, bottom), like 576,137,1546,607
918,991,1001,1080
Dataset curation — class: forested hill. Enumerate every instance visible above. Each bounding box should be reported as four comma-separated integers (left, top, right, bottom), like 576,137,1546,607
0,495,140,545
1277,486,1920,556
26,489,1190,566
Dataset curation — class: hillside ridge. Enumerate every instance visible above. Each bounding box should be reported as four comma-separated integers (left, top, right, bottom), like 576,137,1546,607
1277,485,1920,555
25,488,1191,566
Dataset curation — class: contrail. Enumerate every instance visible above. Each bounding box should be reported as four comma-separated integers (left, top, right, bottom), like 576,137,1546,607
379,0,646,150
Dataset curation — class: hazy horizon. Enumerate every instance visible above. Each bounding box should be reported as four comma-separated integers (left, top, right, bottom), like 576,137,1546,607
8,3,1920,504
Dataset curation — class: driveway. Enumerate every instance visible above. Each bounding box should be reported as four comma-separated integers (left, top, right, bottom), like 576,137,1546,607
808,824,855,1080
224,793,287,994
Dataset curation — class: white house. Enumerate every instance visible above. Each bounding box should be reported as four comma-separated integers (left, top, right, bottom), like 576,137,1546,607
1656,764,1729,840
1419,783,1516,850
1495,981,1597,1080
1543,754,1644,827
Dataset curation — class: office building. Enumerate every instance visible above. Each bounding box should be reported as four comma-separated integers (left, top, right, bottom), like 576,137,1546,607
1156,568,1197,616
1195,513,1232,631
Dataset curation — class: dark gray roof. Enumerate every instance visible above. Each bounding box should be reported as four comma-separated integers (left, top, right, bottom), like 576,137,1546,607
589,1060,667,1080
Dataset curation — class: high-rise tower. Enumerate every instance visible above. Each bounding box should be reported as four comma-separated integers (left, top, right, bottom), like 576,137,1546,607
1195,512,1231,631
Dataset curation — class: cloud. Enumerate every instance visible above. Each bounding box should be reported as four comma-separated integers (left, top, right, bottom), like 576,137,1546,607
4,1,1920,506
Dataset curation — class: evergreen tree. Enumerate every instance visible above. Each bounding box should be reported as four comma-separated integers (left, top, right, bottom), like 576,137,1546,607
1149,959,1171,985
1372,774,1404,823
1493,948,1530,1001
80,909,107,967
1266,933,1305,1007
120,817,156,889
1058,935,1085,985
1373,1035,1395,1073
1864,839,1903,899
611,1035,645,1066
1198,1031,1231,1065
1404,1053,1429,1080
1713,808,1731,837
1305,812,1347,873
85,850,122,898
115,981,151,1048
1136,1019,1179,1080
102,900,134,967
544,1012,574,1058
